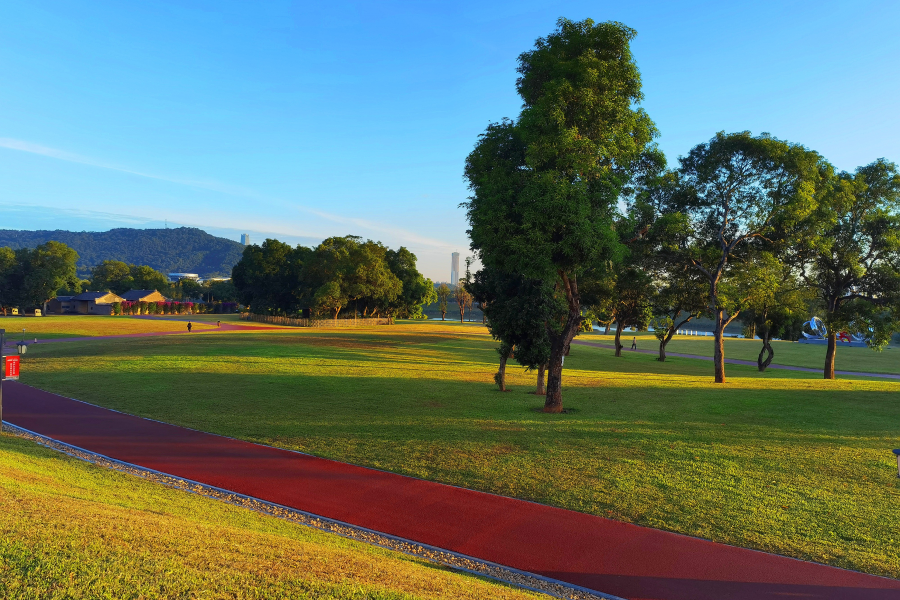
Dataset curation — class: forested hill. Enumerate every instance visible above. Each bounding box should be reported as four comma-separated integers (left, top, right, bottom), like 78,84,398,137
0,227,245,277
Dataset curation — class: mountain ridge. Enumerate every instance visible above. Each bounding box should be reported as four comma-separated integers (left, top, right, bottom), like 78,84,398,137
0,227,245,277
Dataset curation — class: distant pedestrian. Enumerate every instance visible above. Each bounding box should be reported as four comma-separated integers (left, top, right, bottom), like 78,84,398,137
187,321,193,333
631,336,637,350
217,320,221,327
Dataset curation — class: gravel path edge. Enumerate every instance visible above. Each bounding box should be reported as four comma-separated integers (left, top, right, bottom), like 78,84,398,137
1,420,622,600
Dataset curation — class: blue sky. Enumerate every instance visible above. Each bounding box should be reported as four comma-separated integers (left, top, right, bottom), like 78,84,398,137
1,0,898,281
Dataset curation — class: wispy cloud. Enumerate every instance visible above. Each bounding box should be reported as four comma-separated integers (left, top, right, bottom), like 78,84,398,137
0,137,261,198
0,137,456,250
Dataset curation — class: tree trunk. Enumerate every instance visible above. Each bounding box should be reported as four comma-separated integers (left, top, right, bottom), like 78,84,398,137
544,272,581,413
545,333,568,413
614,320,624,357
535,364,546,395
658,326,677,362
604,322,611,335
496,352,509,391
440,310,445,321
758,334,774,372
459,303,465,323
713,308,726,383
824,332,836,379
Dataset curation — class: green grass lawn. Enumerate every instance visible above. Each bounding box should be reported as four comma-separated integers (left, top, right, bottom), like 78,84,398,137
579,329,900,375
0,432,541,599
16,323,900,580
0,315,218,339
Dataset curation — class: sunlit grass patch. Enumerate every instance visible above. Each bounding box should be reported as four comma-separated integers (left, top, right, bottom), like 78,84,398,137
0,315,218,339
16,323,900,579
0,433,542,599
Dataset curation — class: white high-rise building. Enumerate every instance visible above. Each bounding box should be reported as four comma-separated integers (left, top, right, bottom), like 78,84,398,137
241,233,250,245
450,252,460,287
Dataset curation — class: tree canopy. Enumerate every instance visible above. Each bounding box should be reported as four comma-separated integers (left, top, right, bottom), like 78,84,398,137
793,158,900,377
231,236,433,320
658,131,825,383
90,261,169,294
469,265,561,392
465,18,657,412
0,241,79,311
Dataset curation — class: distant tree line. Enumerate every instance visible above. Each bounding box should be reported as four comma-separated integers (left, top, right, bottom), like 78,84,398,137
464,18,900,412
0,241,79,314
232,236,436,319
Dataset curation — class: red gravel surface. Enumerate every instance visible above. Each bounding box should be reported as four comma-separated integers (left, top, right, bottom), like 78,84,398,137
3,382,899,600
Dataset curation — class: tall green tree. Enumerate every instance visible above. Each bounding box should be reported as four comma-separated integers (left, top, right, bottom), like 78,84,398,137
0,247,18,314
738,265,810,371
469,267,559,393
608,266,654,356
90,260,132,294
205,279,239,303
465,18,657,412
385,247,435,319
649,267,708,362
308,237,401,318
455,279,472,323
91,260,169,294
436,283,451,320
130,265,169,291
18,241,79,312
232,239,310,314
794,159,900,378
662,131,824,383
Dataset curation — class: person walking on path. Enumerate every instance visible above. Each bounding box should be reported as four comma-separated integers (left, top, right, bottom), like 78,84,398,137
217,320,220,327
631,337,637,350
187,321,193,333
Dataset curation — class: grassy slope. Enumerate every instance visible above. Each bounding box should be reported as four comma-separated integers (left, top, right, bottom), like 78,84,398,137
0,315,218,339
0,433,540,600
17,323,900,579
584,330,900,375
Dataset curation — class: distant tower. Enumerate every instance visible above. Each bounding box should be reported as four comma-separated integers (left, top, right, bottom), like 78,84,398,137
450,252,460,287
241,233,250,245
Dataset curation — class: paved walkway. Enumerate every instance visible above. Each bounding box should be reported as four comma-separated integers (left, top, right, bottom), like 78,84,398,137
573,340,900,380
3,382,898,600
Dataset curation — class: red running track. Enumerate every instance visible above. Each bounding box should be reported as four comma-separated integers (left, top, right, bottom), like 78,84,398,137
3,382,899,600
